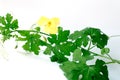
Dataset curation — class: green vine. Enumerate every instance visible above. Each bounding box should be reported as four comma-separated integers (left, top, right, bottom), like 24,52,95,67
0,13,120,80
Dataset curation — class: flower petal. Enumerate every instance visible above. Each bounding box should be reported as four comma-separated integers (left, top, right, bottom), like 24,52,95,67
37,16,49,26
44,24,58,34
51,17,60,25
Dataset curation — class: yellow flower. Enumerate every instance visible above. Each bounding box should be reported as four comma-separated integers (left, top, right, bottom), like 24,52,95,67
37,16,60,34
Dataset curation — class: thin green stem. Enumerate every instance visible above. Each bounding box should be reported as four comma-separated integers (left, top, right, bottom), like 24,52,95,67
106,54,114,62
85,40,120,64
105,61,116,64
15,30,50,36
109,35,120,38
88,41,92,50
91,52,110,60
89,45,96,50
39,31,50,36
90,51,120,64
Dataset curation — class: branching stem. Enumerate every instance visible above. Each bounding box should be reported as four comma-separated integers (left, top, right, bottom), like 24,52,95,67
90,51,120,64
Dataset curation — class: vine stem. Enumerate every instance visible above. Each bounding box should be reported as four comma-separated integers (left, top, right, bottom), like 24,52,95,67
105,61,117,64
87,37,120,64
39,31,50,36
87,40,92,50
14,30,50,36
106,54,114,62
109,35,120,38
90,51,120,64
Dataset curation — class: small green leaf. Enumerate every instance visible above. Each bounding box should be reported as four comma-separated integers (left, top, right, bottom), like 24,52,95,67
101,48,110,55
82,35,89,47
0,16,6,25
6,13,13,23
11,19,18,29
58,27,63,32
50,55,58,62
44,47,51,55
35,27,40,32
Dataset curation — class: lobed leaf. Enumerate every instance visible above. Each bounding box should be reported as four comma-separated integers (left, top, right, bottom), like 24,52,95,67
60,59,109,80
0,13,19,41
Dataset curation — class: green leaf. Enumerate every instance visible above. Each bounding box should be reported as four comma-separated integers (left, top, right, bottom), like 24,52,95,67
81,48,90,56
75,38,82,47
50,45,68,63
58,27,63,32
59,41,76,56
91,34,108,49
0,16,6,25
82,35,89,47
0,28,12,42
81,48,94,61
69,31,83,40
19,33,41,55
83,60,109,80
69,27,109,49
34,27,40,32
60,61,82,80
73,48,82,61
47,34,57,44
58,29,70,43
86,28,109,49
50,54,68,63
17,30,30,36
0,13,19,41
44,47,51,55
16,37,27,41
11,19,18,29
48,27,70,44
60,59,109,80
39,39,47,46
6,13,13,23
94,59,109,80
50,55,58,62
84,27,101,36
74,35,89,47
101,48,110,55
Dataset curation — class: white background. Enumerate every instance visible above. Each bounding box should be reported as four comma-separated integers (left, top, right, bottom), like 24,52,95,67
0,0,120,80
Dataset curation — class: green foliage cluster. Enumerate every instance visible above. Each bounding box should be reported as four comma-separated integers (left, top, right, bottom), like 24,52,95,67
0,13,120,80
